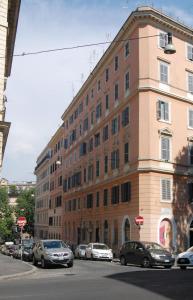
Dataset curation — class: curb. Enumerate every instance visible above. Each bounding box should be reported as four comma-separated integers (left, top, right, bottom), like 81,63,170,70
0,262,37,281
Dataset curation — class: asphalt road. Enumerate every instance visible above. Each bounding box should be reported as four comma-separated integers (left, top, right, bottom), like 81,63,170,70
0,259,192,300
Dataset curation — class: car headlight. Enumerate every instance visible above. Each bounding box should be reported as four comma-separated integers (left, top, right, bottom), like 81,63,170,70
151,253,160,259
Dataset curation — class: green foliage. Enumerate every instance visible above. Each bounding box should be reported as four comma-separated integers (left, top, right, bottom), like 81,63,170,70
0,187,14,241
15,188,35,235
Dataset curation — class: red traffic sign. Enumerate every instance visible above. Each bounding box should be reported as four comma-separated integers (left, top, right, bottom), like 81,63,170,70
17,216,27,227
135,216,144,226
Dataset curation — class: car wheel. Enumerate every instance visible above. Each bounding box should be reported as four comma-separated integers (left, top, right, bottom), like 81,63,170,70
142,257,151,268
164,265,172,269
41,257,47,268
32,255,37,266
120,256,127,266
67,261,74,268
91,254,95,261
180,266,187,270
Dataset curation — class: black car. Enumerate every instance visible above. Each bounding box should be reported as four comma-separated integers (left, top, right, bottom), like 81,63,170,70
119,241,175,268
22,245,33,262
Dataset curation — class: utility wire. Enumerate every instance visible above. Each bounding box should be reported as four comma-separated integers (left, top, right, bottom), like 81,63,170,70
0,34,160,59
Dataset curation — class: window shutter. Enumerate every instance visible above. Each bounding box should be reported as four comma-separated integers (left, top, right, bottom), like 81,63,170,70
162,179,171,201
157,100,161,120
189,110,193,128
188,45,193,61
188,73,193,93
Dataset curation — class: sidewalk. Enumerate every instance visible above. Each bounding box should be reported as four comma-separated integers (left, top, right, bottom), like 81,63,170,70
0,253,35,280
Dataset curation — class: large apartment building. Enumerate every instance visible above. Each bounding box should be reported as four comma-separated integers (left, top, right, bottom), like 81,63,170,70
35,6,193,254
0,0,20,172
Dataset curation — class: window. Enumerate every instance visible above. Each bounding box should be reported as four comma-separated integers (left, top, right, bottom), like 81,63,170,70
103,124,109,141
125,71,130,93
96,103,102,120
187,44,193,61
87,194,93,208
91,110,95,125
121,182,131,202
84,168,87,182
97,80,101,91
111,185,119,204
188,72,193,94
125,42,129,57
103,189,108,206
88,165,93,181
79,142,87,156
79,102,83,114
157,100,169,121
115,56,119,71
96,192,100,207
104,155,108,174
114,83,119,101
189,109,193,128
105,94,109,110
160,61,169,84
188,183,193,203
112,117,119,135
95,132,100,147
91,88,94,98
85,94,89,106
105,68,109,82
124,142,129,163
96,160,100,177
161,179,172,202
161,136,170,161
189,143,193,165
111,150,119,169
159,31,168,49
83,117,89,131
122,107,129,126
88,137,93,152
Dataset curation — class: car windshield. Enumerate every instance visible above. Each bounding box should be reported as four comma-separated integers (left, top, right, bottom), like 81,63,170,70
80,245,87,249
187,247,193,252
93,244,109,250
143,242,164,251
43,241,66,249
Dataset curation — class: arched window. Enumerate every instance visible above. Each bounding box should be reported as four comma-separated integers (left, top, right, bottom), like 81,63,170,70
124,218,130,242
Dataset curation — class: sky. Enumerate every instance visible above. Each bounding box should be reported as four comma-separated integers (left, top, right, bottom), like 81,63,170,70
1,0,193,183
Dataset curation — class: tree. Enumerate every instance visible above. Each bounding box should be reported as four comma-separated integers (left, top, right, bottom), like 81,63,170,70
15,188,35,236
0,187,15,242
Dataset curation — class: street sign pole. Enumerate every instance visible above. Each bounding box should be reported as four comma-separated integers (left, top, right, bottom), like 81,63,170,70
20,226,23,261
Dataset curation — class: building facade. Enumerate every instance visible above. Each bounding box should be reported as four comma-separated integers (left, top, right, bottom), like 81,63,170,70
0,0,20,172
35,6,193,254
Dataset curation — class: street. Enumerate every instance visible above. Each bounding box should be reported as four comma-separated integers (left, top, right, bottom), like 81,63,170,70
0,259,192,300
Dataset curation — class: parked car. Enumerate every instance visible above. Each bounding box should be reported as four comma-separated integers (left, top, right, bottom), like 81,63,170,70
119,241,175,268
12,245,22,259
85,243,113,261
74,244,87,259
32,239,74,268
22,245,33,262
176,246,193,269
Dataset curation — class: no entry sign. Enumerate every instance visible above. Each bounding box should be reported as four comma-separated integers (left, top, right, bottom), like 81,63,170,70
17,216,27,227
135,216,144,226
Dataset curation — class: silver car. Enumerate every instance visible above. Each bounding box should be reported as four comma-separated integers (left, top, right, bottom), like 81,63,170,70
32,239,74,268
74,244,87,259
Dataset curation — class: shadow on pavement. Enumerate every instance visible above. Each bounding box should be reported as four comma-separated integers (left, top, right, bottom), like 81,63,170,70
106,268,193,300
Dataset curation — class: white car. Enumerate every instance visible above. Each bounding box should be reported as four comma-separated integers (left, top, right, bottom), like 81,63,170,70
176,246,193,270
85,243,113,261
74,244,87,259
